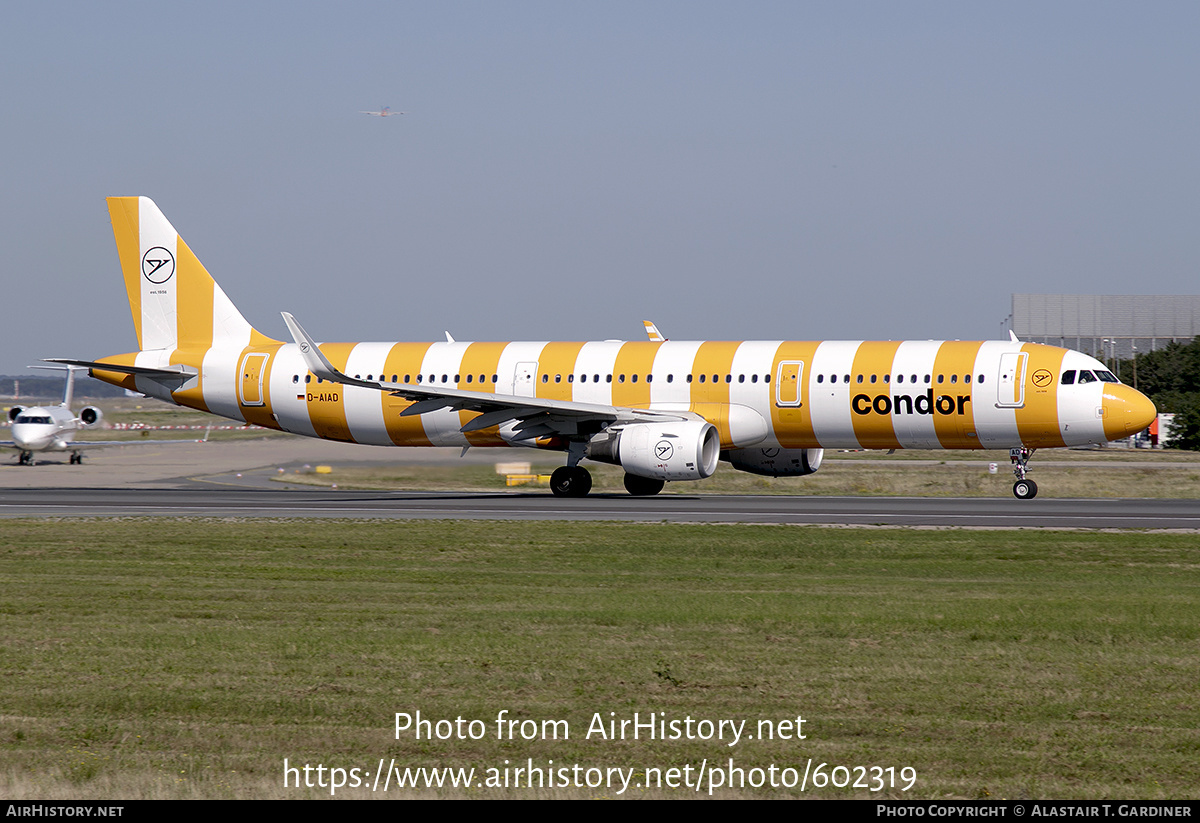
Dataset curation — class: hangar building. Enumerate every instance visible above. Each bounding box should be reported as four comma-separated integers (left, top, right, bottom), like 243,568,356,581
1012,294,1200,361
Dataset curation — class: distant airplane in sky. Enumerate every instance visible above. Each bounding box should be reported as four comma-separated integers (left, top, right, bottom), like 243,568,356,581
360,107,405,116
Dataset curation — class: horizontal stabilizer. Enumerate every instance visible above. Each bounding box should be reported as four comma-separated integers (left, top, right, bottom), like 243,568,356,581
43,358,197,379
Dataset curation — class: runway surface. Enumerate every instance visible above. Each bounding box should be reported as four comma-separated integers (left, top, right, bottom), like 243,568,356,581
0,485,1197,528
1,438,1196,528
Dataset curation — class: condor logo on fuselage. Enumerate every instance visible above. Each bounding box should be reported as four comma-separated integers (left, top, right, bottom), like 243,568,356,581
852,389,971,416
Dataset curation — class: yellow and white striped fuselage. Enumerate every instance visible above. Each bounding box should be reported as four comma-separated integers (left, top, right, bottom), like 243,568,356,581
61,197,1156,498
106,337,1148,453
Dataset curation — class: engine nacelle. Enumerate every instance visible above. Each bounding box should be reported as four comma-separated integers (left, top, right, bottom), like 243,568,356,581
79,406,103,428
724,447,824,477
7,406,25,423
587,421,721,481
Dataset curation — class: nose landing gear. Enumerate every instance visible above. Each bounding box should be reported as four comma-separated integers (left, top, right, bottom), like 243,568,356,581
1010,447,1037,499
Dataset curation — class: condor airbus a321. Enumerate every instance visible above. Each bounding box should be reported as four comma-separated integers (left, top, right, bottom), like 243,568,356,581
53,197,1156,499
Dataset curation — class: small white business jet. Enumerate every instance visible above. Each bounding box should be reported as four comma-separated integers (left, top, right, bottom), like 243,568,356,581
4,367,105,465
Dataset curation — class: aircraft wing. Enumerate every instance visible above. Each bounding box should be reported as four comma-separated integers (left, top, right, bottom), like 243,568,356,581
281,313,693,442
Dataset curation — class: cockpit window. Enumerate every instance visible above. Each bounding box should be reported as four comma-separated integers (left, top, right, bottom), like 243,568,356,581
15,415,52,424
1095,370,1119,383
1076,370,1097,384
1061,370,1076,385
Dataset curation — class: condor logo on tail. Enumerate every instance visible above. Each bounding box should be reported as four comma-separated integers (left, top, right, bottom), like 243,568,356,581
851,390,971,417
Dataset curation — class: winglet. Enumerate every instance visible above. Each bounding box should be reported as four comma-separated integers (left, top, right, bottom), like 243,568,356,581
643,321,666,342
1009,330,1020,343
281,312,343,383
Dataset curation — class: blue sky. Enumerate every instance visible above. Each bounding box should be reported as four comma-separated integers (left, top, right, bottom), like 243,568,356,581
3,2,1198,374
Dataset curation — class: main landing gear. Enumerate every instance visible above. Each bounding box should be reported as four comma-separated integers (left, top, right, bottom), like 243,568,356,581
623,473,664,496
1010,447,1037,500
550,466,592,498
548,442,667,498
17,451,33,466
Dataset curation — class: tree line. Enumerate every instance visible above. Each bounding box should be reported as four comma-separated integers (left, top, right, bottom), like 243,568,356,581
1116,338,1200,450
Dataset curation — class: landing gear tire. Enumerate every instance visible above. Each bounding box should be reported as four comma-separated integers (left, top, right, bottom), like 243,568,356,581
69,453,81,465
1013,479,1038,500
550,466,592,498
18,451,32,466
623,473,665,496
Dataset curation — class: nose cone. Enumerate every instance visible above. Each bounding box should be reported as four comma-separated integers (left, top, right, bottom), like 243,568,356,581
11,425,49,451
1102,384,1157,441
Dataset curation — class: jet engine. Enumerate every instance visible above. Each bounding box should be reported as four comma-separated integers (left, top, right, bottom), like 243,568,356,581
724,447,824,477
587,421,720,481
79,406,103,428
8,406,25,423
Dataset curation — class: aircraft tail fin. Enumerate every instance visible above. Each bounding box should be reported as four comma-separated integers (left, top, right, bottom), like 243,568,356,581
30,364,85,409
107,197,277,353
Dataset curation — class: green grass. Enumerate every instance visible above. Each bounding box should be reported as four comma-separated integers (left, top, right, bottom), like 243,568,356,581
0,520,1197,799
277,449,1200,498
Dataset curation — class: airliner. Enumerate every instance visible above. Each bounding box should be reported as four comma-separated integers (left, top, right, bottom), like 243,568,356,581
360,107,405,117
4,366,104,464
52,197,1157,499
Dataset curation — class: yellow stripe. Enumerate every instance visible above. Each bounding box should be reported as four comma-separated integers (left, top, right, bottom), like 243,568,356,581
168,348,210,413
457,342,509,446
849,341,903,449
770,342,820,448
928,342,983,449
381,342,435,446
106,198,143,349
238,344,285,431
303,343,355,442
535,342,587,402
688,341,740,444
1016,345,1067,448
611,342,662,409
175,238,215,350
92,353,142,393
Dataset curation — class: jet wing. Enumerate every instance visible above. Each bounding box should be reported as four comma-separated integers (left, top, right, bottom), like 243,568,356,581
281,312,693,442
